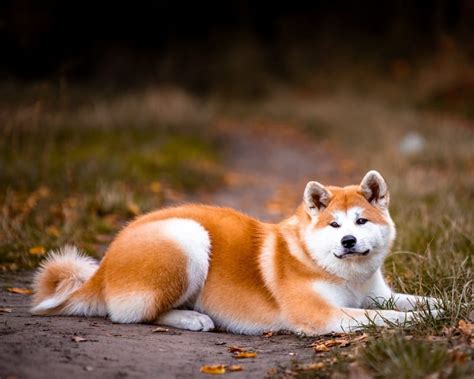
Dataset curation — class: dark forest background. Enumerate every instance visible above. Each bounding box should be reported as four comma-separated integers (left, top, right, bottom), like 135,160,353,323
1,1,473,93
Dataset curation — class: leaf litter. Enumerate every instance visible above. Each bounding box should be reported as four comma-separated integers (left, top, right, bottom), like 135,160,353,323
7,287,33,295
200,364,244,375
228,346,257,359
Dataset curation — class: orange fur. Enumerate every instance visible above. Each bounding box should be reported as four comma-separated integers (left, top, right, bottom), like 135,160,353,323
32,174,405,335
316,186,388,227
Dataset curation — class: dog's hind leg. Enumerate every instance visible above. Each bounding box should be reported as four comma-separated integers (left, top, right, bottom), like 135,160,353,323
103,218,211,324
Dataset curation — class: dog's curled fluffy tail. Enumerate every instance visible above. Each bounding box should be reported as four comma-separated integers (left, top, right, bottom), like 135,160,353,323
31,245,106,317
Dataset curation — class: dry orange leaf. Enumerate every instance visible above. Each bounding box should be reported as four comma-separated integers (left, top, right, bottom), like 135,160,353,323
458,320,474,337
233,351,257,359
29,246,46,255
200,365,226,375
311,334,364,353
0,307,13,313
228,365,243,372
313,343,330,353
7,287,33,295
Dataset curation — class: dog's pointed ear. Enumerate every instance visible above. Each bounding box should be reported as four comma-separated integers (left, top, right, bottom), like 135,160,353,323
360,170,389,207
303,181,332,218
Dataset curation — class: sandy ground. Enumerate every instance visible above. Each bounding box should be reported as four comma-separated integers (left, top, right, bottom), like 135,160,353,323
0,123,343,378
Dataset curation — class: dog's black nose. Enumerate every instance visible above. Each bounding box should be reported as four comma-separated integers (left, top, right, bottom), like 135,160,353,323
341,235,357,248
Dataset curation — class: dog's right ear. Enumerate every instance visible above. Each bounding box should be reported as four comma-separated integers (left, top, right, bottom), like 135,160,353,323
303,181,332,218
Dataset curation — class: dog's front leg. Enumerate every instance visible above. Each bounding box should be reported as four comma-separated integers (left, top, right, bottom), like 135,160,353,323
282,291,417,335
388,293,442,312
321,307,416,334
363,270,441,312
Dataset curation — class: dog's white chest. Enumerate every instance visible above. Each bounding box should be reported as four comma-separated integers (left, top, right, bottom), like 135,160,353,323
312,281,368,308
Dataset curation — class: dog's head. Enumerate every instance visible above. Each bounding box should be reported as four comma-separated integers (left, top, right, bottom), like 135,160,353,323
301,170,396,281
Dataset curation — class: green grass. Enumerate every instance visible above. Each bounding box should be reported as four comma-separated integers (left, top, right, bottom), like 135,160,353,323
359,333,472,379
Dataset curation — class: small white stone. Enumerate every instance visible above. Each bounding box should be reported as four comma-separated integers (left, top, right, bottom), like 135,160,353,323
399,132,425,155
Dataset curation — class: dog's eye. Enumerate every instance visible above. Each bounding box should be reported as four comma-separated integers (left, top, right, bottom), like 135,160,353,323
356,218,368,225
329,221,340,228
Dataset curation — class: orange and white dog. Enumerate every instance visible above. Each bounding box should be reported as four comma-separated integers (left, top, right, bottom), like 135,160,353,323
31,170,439,335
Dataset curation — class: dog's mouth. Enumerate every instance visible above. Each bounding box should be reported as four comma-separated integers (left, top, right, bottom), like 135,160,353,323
333,249,370,259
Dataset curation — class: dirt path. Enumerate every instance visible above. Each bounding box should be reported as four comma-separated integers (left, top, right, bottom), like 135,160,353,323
0,123,341,379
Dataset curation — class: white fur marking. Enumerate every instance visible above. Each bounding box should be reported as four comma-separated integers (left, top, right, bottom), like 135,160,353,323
312,280,370,308
108,292,155,323
156,218,211,307
259,231,278,296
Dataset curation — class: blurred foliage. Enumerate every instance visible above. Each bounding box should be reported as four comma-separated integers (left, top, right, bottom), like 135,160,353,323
0,88,223,268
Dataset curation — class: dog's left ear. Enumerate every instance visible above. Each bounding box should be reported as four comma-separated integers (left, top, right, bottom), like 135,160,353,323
360,170,389,208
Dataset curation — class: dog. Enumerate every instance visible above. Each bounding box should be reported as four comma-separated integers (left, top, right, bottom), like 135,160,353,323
31,170,439,335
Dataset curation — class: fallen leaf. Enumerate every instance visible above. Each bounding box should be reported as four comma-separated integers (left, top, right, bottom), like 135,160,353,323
458,320,473,337
72,336,87,342
29,246,46,255
152,327,170,333
0,307,13,313
263,331,274,338
7,287,33,295
228,365,243,372
311,336,357,351
233,351,257,359
200,365,226,375
313,343,330,353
